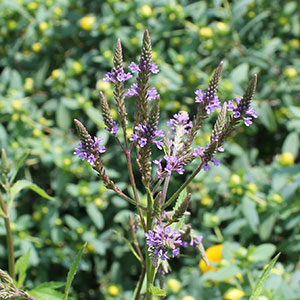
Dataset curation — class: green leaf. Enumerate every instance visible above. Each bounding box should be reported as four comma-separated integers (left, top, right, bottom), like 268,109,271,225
10,180,55,207
29,288,64,300
86,203,104,230
15,249,31,288
56,102,71,130
259,215,276,241
171,189,187,230
149,284,166,296
258,102,277,132
62,243,87,300
202,265,240,282
249,253,281,300
282,131,299,158
250,244,276,262
9,152,30,184
241,196,259,233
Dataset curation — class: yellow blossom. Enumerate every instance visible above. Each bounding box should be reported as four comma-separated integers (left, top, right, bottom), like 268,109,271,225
72,61,83,74
167,278,181,293
108,285,120,296
24,78,34,92
279,152,294,166
284,67,298,79
199,244,223,273
39,21,49,32
32,42,42,53
80,16,96,31
199,27,213,38
182,297,196,300
140,5,153,18
224,288,245,300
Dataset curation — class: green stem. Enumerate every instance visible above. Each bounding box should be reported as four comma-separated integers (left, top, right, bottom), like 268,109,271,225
145,186,154,300
125,150,147,232
133,266,145,300
0,193,15,279
162,161,204,210
214,226,224,243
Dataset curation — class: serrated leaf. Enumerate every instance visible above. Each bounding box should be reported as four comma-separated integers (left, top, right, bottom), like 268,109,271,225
171,189,187,229
62,243,87,300
15,249,31,288
10,180,55,205
149,284,166,296
249,253,281,300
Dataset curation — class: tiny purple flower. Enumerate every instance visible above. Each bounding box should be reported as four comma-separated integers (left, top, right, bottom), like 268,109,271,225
195,89,204,104
145,225,183,262
74,136,106,166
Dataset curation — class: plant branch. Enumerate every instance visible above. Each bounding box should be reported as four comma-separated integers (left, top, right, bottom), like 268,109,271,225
162,160,204,210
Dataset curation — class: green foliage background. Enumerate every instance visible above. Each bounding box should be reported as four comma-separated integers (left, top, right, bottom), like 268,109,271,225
0,0,300,299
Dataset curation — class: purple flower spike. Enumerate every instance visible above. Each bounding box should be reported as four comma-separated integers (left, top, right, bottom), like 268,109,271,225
145,225,183,262
74,136,106,166
228,96,257,126
195,89,204,104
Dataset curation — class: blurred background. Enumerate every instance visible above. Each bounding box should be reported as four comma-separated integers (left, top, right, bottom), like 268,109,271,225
0,0,300,299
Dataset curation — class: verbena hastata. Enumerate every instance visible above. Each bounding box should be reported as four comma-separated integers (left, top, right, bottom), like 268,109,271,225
74,30,257,299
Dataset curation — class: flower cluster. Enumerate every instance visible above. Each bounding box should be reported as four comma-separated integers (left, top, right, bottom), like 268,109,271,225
125,83,159,101
195,89,221,114
74,136,106,166
228,96,258,126
130,124,164,149
145,225,183,261
103,70,132,83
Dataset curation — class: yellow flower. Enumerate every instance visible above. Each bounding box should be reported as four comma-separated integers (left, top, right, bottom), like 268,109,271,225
167,278,181,293
279,152,294,166
216,22,229,35
80,16,96,31
11,100,22,111
7,20,17,30
27,1,38,11
182,296,196,300
39,21,49,32
54,7,63,17
224,288,245,300
51,69,63,79
32,42,42,53
199,27,213,38
72,61,83,74
108,285,120,296
24,77,34,92
284,67,298,79
140,5,153,18
199,244,223,273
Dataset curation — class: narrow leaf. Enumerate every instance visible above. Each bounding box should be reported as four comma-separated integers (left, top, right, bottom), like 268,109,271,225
10,180,55,203
249,253,281,300
62,243,87,300
15,249,31,288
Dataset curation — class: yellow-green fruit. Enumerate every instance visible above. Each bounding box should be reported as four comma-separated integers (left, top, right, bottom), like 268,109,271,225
72,61,83,74
32,42,42,53
279,152,294,166
270,193,283,204
39,21,49,32
108,285,120,296
199,27,213,38
167,278,181,293
284,67,298,79
80,16,96,31
216,22,229,35
182,297,196,300
7,20,17,30
140,5,153,18
224,288,245,300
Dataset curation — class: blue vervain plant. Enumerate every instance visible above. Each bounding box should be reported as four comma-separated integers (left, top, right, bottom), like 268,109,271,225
73,29,258,299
